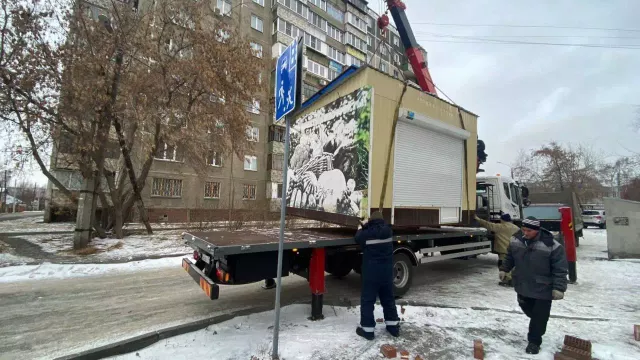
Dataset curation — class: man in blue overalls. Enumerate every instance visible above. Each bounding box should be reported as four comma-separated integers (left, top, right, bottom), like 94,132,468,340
355,211,400,340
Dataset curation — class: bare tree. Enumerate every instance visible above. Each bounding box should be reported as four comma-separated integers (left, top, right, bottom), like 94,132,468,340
1,0,266,247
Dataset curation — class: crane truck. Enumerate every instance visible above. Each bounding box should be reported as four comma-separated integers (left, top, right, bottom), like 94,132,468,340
181,0,494,320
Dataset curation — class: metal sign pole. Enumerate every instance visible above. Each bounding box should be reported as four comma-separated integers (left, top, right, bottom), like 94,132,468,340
271,114,290,359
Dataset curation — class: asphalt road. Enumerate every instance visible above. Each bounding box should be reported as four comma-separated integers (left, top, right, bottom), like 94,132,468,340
0,255,497,360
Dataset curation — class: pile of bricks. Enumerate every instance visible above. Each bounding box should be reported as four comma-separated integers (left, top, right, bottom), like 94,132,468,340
554,335,594,360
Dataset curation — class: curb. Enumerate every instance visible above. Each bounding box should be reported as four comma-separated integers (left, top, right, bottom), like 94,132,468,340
53,298,356,360
53,305,274,360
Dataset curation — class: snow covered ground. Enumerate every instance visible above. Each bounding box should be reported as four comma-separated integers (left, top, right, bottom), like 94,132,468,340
110,229,640,360
0,256,186,283
0,216,74,233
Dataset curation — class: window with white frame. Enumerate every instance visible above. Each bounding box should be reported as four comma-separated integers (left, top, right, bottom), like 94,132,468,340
381,44,388,55
251,15,264,32
304,57,328,79
346,32,367,52
393,69,399,78
207,151,222,166
216,0,232,16
247,99,260,114
329,68,339,81
393,35,400,47
394,53,400,64
326,2,344,22
304,33,323,52
246,126,259,142
243,184,257,200
308,0,326,11
250,42,263,58
155,142,182,162
367,35,372,46
380,60,388,73
327,24,344,43
151,178,182,197
347,12,367,33
277,19,303,40
307,11,327,32
204,181,221,199
328,46,345,64
253,0,265,6
244,155,258,171
345,54,362,67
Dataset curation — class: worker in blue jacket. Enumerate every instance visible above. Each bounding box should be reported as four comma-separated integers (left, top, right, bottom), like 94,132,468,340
355,211,400,340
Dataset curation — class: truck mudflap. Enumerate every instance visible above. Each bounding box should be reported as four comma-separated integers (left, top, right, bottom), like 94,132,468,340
182,258,219,300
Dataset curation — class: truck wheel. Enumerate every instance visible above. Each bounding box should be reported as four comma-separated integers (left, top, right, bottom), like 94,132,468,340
393,253,414,297
326,254,353,278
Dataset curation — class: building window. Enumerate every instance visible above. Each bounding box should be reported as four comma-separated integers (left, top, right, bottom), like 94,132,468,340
251,15,264,32
380,61,388,73
243,184,257,200
216,0,232,16
304,32,323,53
328,46,345,64
253,0,265,6
327,24,344,42
247,99,260,114
276,183,283,198
151,178,182,198
326,2,344,22
267,153,284,171
381,44,388,56
207,152,222,166
346,32,367,53
216,28,230,42
250,42,263,58
345,54,362,67
307,11,327,32
308,0,326,11
155,143,182,162
246,126,260,142
204,181,221,199
244,155,258,171
393,69,399,78
394,53,400,64
328,68,339,81
269,125,286,142
347,12,367,33
304,57,328,79
302,82,318,100
393,35,400,47
367,35,372,47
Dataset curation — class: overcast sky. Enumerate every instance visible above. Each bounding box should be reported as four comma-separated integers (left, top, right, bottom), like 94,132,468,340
398,0,640,176
4,0,640,185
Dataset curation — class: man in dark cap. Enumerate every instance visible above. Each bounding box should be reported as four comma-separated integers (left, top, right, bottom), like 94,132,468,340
475,212,520,286
354,211,400,340
500,216,568,355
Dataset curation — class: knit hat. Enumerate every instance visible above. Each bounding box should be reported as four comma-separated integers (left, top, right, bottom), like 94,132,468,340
500,213,512,222
369,211,384,221
522,216,541,230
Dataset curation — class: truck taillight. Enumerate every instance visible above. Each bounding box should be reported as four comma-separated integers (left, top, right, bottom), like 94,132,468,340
596,216,602,220
193,251,200,261
216,268,229,282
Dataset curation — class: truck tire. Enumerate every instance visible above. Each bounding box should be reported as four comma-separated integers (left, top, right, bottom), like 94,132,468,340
392,253,414,297
326,254,353,278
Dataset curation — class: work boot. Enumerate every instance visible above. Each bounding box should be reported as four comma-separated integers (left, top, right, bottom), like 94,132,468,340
356,327,374,340
525,342,540,354
386,325,400,337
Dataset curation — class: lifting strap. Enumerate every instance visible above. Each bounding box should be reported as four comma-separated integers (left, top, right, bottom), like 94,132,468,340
457,108,471,225
378,82,408,214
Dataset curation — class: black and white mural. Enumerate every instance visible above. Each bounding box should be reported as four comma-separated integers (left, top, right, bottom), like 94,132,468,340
286,86,372,218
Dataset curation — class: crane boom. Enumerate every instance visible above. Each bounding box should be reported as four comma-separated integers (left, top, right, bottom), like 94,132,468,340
383,0,437,95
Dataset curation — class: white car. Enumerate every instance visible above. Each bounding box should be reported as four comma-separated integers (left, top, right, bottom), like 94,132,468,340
582,210,606,229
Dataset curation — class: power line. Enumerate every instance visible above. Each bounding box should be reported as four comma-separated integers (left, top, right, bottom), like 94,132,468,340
413,31,640,40
411,22,640,33
414,33,640,50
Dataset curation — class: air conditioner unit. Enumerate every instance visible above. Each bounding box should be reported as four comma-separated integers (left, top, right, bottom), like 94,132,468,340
319,80,327,86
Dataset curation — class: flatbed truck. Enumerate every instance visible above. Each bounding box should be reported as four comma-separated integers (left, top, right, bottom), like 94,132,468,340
181,226,488,319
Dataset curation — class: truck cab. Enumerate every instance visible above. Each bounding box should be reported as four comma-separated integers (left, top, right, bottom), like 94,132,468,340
476,175,527,222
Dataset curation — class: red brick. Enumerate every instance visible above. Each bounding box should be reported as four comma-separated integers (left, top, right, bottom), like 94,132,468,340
554,353,574,360
381,344,397,359
400,349,409,359
564,335,593,352
473,339,484,360
376,318,384,323
561,345,592,360
635,325,640,341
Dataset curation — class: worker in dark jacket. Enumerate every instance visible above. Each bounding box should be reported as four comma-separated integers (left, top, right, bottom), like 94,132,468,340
500,216,568,355
354,211,400,340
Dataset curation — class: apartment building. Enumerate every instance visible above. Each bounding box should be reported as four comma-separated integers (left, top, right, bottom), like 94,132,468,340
45,0,424,223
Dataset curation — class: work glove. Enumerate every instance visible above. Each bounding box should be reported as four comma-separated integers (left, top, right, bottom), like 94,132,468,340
552,290,564,300
499,271,506,281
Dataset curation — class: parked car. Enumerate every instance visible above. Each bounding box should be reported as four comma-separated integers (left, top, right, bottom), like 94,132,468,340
582,210,606,229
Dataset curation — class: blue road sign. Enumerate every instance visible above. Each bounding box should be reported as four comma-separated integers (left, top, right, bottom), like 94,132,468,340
275,39,298,122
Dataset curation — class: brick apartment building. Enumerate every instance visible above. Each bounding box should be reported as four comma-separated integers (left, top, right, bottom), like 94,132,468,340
45,0,427,223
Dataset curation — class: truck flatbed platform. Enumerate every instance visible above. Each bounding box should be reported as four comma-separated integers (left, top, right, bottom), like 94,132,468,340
183,227,487,259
